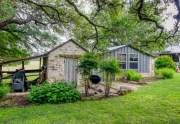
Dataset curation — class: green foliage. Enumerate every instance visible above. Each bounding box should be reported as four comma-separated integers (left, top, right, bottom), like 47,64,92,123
0,27,29,60
79,52,99,75
99,58,120,74
155,56,176,70
0,0,171,60
1,73,180,123
0,0,27,60
0,1,57,60
99,58,120,96
28,82,81,104
0,0,15,20
0,84,9,99
155,68,175,79
73,1,168,51
78,52,99,96
126,70,142,81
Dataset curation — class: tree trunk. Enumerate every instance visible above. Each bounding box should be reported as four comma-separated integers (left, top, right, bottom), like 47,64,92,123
105,73,112,97
0,65,2,85
83,75,89,96
105,73,109,97
85,79,89,96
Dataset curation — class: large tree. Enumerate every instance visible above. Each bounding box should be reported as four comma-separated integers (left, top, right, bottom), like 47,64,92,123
0,0,180,60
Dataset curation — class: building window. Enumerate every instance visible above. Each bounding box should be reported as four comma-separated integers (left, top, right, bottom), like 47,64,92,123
129,54,138,70
118,54,126,69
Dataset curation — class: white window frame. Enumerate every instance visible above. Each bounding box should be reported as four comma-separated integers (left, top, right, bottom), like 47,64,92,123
117,53,127,69
128,53,139,71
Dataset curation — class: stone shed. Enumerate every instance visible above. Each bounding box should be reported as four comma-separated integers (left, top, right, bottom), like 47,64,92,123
0,39,87,87
45,39,87,85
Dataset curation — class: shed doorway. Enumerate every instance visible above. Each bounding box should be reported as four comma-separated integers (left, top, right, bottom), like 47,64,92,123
64,58,78,86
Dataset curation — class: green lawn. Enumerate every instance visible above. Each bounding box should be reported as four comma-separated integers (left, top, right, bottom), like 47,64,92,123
0,74,180,124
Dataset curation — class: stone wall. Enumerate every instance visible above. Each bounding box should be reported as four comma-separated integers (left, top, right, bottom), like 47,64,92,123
47,41,86,82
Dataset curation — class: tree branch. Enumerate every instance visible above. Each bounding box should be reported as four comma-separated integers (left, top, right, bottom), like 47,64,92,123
135,0,164,43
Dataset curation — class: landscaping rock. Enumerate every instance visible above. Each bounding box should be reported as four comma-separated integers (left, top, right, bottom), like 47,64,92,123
97,89,103,93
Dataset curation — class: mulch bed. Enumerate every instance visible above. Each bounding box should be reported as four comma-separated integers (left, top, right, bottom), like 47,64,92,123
0,77,159,107
120,77,160,85
0,94,31,107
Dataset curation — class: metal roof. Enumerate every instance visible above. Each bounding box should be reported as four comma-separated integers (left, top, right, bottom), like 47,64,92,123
108,45,127,51
165,45,180,54
108,45,155,57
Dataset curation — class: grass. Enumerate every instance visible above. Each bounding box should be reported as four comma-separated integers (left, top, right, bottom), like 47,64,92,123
3,60,40,71
0,74,180,124
2,60,40,84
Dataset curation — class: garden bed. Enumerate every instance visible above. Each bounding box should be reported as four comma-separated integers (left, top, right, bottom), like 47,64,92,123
0,93,30,107
120,76,159,85
0,78,158,107
0,74,179,124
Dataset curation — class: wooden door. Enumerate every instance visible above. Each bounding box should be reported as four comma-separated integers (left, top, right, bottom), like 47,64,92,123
64,58,78,86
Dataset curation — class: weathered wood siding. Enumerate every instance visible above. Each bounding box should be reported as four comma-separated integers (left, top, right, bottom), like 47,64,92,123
64,58,78,85
109,46,153,73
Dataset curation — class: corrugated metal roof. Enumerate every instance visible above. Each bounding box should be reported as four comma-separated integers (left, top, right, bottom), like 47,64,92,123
107,45,155,57
108,45,127,51
165,45,180,54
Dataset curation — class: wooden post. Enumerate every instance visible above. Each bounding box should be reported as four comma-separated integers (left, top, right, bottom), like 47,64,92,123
0,65,2,84
39,58,42,76
22,61,25,69
43,57,48,80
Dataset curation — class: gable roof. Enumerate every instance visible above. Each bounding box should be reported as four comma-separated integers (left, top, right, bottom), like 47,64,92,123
46,39,88,54
107,45,126,51
108,45,155,57
0,39,88,65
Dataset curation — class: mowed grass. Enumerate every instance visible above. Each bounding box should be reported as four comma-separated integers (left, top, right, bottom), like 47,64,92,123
2,60,40,84
0,74,180,124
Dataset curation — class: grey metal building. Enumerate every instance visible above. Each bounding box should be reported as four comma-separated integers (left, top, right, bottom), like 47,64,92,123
107,45,155,77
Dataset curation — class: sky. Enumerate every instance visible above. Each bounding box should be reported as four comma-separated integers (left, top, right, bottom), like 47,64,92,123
163,2,178,31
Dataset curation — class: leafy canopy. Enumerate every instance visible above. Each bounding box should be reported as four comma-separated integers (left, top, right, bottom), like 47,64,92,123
0,0,179,60
79,52,99,75
99,58,120,74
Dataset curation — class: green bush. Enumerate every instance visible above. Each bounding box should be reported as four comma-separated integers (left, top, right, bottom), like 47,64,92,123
155,56,176,70
99,58,120,96
99,58,120,74
28,82,81,104
126,70,142,81
155,68,175,79
0,84,9,99
79,52,99,75
78,52,99,96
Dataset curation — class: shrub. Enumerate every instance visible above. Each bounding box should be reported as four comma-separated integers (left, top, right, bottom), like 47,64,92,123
79,52,99,75
99,58,120,97
155,68,175,79
126,70,142,81
28,82,81,104
0,84,9,99
99,58,120,74
155,56,176,70
79,52,99,96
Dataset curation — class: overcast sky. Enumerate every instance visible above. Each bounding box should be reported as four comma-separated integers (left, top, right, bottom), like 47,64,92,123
163,2,178,31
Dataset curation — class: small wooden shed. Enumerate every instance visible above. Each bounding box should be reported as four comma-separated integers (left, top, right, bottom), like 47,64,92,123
107,45,155,77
